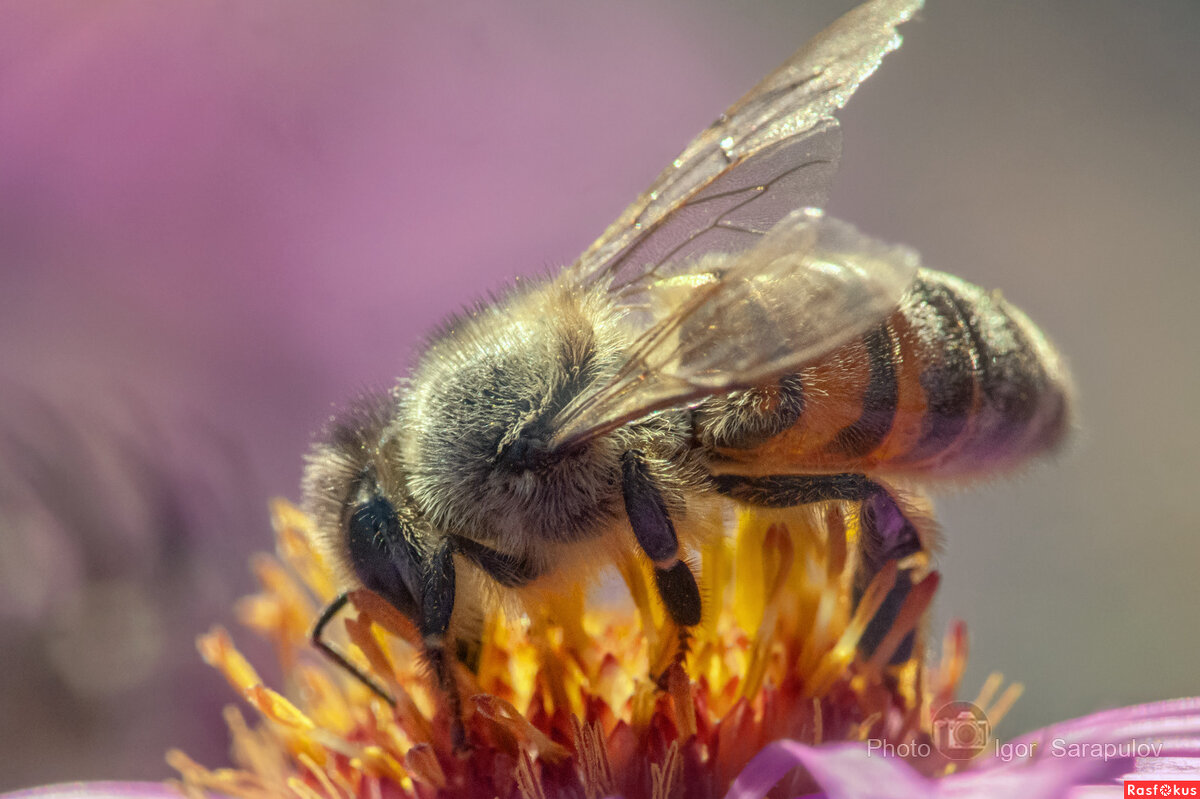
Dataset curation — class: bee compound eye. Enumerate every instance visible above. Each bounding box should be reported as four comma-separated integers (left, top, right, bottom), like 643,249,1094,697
345,496,421,620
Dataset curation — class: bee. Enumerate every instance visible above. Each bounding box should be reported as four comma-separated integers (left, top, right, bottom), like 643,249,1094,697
302,0,1071,742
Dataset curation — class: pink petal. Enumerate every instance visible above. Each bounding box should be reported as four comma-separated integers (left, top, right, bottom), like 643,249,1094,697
1006,698,1200,750
730,698,1200,799
724,741,931,799
1,783,191,799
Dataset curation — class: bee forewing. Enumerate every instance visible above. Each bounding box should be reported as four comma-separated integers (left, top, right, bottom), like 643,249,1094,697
566,0,923,296
551,209,920,449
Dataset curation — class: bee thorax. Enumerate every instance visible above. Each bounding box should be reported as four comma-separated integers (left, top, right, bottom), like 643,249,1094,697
401,281,637,551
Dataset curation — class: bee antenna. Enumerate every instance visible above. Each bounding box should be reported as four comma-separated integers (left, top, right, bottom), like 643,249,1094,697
311,592,397,706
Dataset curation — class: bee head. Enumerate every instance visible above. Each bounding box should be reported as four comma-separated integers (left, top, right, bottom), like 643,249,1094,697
302,392,429,626
493,408,559,472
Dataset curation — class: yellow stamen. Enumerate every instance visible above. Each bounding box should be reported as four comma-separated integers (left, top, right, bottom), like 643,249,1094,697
174,500,1004,798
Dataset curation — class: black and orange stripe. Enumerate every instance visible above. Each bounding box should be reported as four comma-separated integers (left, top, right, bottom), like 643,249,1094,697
698,269,1071,478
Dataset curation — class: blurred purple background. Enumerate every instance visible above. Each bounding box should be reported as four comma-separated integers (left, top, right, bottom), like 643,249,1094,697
1,0,1197,790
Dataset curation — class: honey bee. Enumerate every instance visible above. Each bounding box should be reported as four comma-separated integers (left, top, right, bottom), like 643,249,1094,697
302,0,1071,742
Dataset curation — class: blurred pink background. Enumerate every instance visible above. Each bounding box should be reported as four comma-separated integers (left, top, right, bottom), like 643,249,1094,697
1,0,1197,789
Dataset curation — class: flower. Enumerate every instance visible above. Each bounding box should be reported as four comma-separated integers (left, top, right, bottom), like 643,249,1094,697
168,499,1012,798
726,696,1200,799
163,501,1200,799
0,785,183,799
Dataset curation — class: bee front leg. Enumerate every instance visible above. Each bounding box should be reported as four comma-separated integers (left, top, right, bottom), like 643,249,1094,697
448,534,541,588
713,473,928,664
418,539,468,751
446,535,541,672
620,450,702,629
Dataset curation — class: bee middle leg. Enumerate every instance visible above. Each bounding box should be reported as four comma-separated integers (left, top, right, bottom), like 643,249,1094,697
621,450,702,629
713,473,927,664
694,374,806,450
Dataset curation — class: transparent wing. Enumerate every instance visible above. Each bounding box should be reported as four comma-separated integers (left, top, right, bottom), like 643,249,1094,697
550,209,920,449
566,0,922,298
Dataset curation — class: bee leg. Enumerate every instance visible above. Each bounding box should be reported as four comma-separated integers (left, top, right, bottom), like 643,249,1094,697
694,373,806,450
654,626,696,690
448,534,541,588
417,539,468,751
854,488,925,663
446,536,541,672
621,450,702,629
712,473,926,663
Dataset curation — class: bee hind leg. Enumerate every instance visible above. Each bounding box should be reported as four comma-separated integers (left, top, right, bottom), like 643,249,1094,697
713,473,928,664
854,488,927,662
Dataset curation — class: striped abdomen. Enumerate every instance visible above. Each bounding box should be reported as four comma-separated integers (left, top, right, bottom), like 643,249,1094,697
695,269,1072,478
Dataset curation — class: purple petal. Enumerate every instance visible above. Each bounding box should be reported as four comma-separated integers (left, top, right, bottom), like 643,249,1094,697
1,783,189,799
1005,698,1200,749
976,698,1200,784
727,742,1146,799
955,698,1200,796
724,741,931,799
939,759,1129,799
729,698,1200,799
1135,756,1200,776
